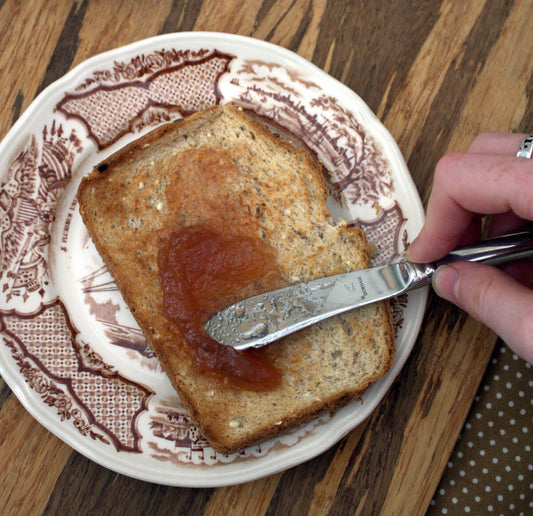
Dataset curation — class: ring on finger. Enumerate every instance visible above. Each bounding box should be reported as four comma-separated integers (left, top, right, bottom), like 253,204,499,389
516,134,533,158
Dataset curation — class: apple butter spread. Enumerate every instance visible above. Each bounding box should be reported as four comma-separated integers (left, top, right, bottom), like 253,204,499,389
157,148,285,391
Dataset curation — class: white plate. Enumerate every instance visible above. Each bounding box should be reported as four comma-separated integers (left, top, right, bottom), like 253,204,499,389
0,32,427,487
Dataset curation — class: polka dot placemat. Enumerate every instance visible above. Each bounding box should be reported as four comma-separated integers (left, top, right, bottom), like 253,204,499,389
428,343,532,515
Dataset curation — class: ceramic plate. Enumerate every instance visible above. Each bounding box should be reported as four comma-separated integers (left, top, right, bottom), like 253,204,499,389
0,33,427,487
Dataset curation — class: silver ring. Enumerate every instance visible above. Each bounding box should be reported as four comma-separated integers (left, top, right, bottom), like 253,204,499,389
516,134,533,158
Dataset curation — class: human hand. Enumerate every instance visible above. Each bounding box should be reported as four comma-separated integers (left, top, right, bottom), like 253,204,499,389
407,132,533,362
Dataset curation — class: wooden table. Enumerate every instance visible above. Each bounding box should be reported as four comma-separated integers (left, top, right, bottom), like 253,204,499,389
0,1,531,514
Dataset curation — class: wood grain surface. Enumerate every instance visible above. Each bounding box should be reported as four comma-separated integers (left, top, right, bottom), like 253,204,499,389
1,1,531,515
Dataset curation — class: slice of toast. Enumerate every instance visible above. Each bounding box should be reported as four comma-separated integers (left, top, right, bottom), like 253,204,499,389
77,103,395,453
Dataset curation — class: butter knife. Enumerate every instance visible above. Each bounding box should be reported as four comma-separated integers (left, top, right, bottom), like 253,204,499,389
204,231,533,350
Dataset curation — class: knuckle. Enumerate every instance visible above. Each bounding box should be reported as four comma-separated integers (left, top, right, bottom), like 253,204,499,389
434,153,463,184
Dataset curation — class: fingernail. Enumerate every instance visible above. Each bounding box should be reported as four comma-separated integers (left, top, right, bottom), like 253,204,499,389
432,265,460,304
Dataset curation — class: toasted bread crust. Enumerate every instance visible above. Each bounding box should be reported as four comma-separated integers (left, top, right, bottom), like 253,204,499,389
77,103,395,453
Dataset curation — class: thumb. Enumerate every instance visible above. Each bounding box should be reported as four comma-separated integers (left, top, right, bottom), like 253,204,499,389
433,261,533,363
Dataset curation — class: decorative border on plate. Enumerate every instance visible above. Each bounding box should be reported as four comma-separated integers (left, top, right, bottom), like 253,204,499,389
56,49,234,150
0,123,83,305
0,300,151,452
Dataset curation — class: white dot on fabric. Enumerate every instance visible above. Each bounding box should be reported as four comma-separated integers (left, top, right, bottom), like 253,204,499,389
508,484,514,491
515,455,521,462
480,450,486,456
496,392,502,399
505,382,512,388
508,400,514,407
465,507,470,513
473,478,479,484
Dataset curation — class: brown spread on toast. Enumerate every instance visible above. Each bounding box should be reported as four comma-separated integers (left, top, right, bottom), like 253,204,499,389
157,148,285,390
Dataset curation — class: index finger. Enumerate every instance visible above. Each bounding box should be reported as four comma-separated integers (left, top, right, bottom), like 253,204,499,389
408,151,533,262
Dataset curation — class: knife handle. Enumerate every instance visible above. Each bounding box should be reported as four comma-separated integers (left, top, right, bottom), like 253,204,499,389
407,230,533,293
433,230,533,268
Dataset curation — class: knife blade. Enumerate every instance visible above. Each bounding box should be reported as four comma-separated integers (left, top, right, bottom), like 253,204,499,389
204,230,533,350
